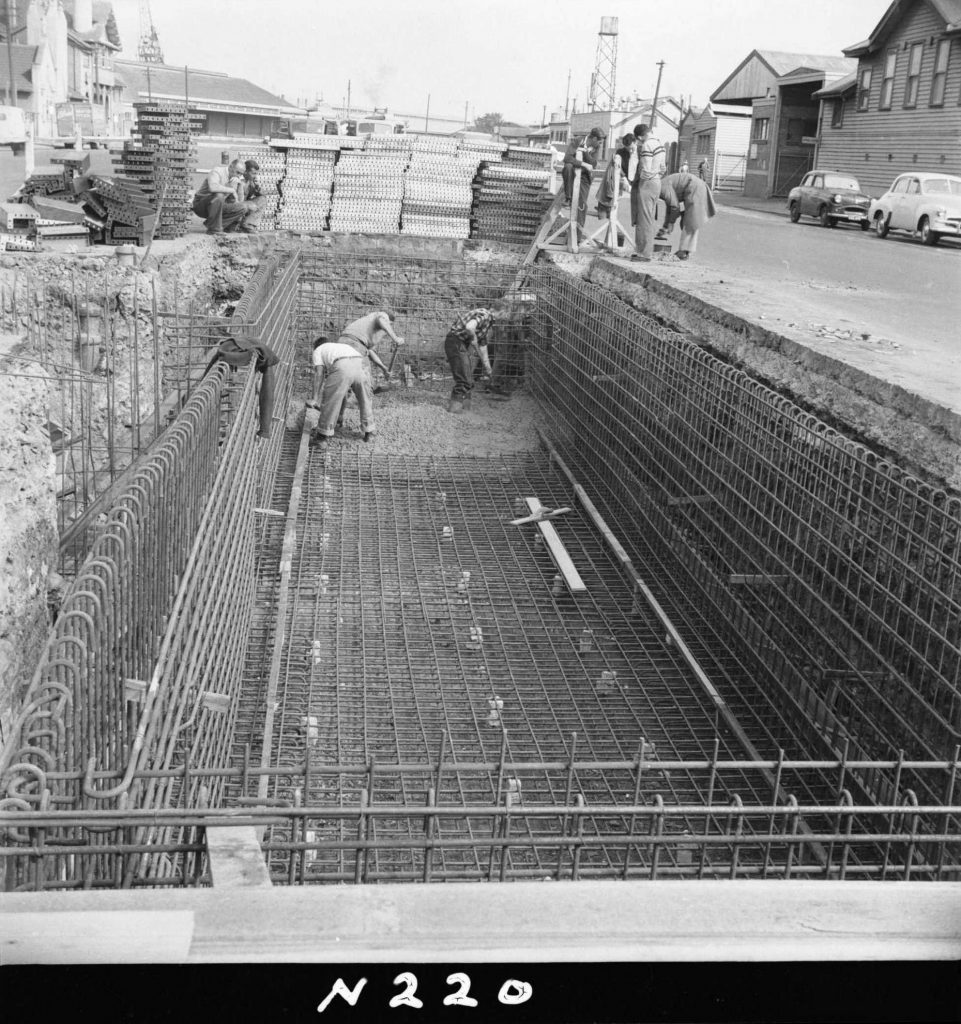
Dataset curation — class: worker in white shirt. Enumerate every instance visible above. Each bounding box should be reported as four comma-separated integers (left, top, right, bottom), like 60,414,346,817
630,123,666,262
307,337,376,445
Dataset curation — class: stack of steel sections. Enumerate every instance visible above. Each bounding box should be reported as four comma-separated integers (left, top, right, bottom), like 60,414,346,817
81,174,157,245
276,145,337,232
470,146,553,245
401,135,473,238
117,102,202,239
329,148,407,234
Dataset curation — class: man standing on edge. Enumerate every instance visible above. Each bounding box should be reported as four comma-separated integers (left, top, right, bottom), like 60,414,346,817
444,302,505,413
338,309,404,382
631,123,666,263
561,128,605,243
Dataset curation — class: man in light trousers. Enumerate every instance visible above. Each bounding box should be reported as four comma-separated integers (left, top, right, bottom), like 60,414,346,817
631,123,666,262
308,337,376,446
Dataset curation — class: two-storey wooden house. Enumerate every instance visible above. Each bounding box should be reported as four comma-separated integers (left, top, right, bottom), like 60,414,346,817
814,0,961,195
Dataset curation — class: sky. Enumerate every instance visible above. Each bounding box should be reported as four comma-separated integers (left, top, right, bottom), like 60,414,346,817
110,0,892,122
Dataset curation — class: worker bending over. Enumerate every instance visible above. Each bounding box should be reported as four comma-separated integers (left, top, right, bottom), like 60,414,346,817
444,301,506,413
308,337,375,446
338,310,404,380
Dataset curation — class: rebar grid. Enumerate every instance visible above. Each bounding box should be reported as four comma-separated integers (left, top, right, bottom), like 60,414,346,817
3,756,960,888
295,247,522,353
525,265,961,806
230,447,927,883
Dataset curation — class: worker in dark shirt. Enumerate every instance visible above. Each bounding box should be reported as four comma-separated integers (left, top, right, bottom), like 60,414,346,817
444,302,506,413
561,128,605,242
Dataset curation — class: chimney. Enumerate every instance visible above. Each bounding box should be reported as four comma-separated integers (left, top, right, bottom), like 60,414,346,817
73,0,93,34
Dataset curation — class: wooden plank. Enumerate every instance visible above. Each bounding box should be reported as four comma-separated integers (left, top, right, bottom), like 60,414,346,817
2,910,194,963
206,826,272,889
525,497,586,592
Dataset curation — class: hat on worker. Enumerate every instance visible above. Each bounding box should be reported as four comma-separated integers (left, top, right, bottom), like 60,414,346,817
245,159,260,171
588,128,605,139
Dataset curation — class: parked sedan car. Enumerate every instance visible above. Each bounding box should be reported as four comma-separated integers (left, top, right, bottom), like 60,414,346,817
787,171,872,229
869,172,961,246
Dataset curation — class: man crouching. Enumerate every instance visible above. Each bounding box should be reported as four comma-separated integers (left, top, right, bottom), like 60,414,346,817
307,336,376,446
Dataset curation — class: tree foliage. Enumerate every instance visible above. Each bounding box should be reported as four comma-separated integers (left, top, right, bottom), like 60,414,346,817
474,112,504,133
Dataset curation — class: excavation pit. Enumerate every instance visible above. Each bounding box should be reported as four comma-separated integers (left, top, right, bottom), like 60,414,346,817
2,242,959,892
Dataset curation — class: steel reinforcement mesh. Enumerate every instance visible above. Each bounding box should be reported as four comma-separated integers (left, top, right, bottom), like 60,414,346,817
221,446,959,883
525,264,961,808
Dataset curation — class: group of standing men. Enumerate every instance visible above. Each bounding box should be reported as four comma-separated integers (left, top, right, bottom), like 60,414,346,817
563,123,716,262
192,155,267,235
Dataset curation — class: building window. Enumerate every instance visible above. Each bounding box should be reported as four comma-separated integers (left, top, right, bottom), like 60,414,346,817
752,117,770,141
879,49,897,108
831,99,844,127
857,67,872,111
695,132,712,154
930,39,950,106
904,42,923,108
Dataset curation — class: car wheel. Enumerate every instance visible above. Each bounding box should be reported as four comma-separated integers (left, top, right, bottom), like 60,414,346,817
920,216,939,247
859,219,870,232
819,206,835,228
789,202,801,223
874,213,889,238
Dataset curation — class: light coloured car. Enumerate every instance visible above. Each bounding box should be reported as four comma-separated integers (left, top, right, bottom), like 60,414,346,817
787,171,872,229
868,172,961,246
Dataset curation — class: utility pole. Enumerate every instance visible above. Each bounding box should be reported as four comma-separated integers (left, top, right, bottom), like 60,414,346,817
464,100,468,128
541,104,546,127
6,0,16,109
564,68,571,118
425,92,431,133
346,79,351,122
651,60,665,129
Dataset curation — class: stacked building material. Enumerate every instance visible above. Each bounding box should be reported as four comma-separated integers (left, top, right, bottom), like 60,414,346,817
117,102,202,239
329,151,406,234
401,136,473,238
81,174,157,245
470,146,553,245
276,146,336,232
18,166,75,201
237,145,285,230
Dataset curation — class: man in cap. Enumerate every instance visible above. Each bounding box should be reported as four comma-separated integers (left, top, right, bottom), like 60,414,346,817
561,128,605,242
236,159,267,233
444,300,508,413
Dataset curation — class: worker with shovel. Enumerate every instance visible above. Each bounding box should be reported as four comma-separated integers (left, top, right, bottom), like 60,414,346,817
444,301,507,413
338,309,404,384
307,336,376,446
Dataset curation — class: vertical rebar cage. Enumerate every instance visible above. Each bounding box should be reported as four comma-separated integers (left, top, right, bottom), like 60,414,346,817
526,265,961,801
0,252,301,850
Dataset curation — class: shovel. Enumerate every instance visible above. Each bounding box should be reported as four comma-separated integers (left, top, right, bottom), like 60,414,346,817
373,341,401,394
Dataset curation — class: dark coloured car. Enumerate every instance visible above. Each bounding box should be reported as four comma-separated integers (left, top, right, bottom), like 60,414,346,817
787,171,872,229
